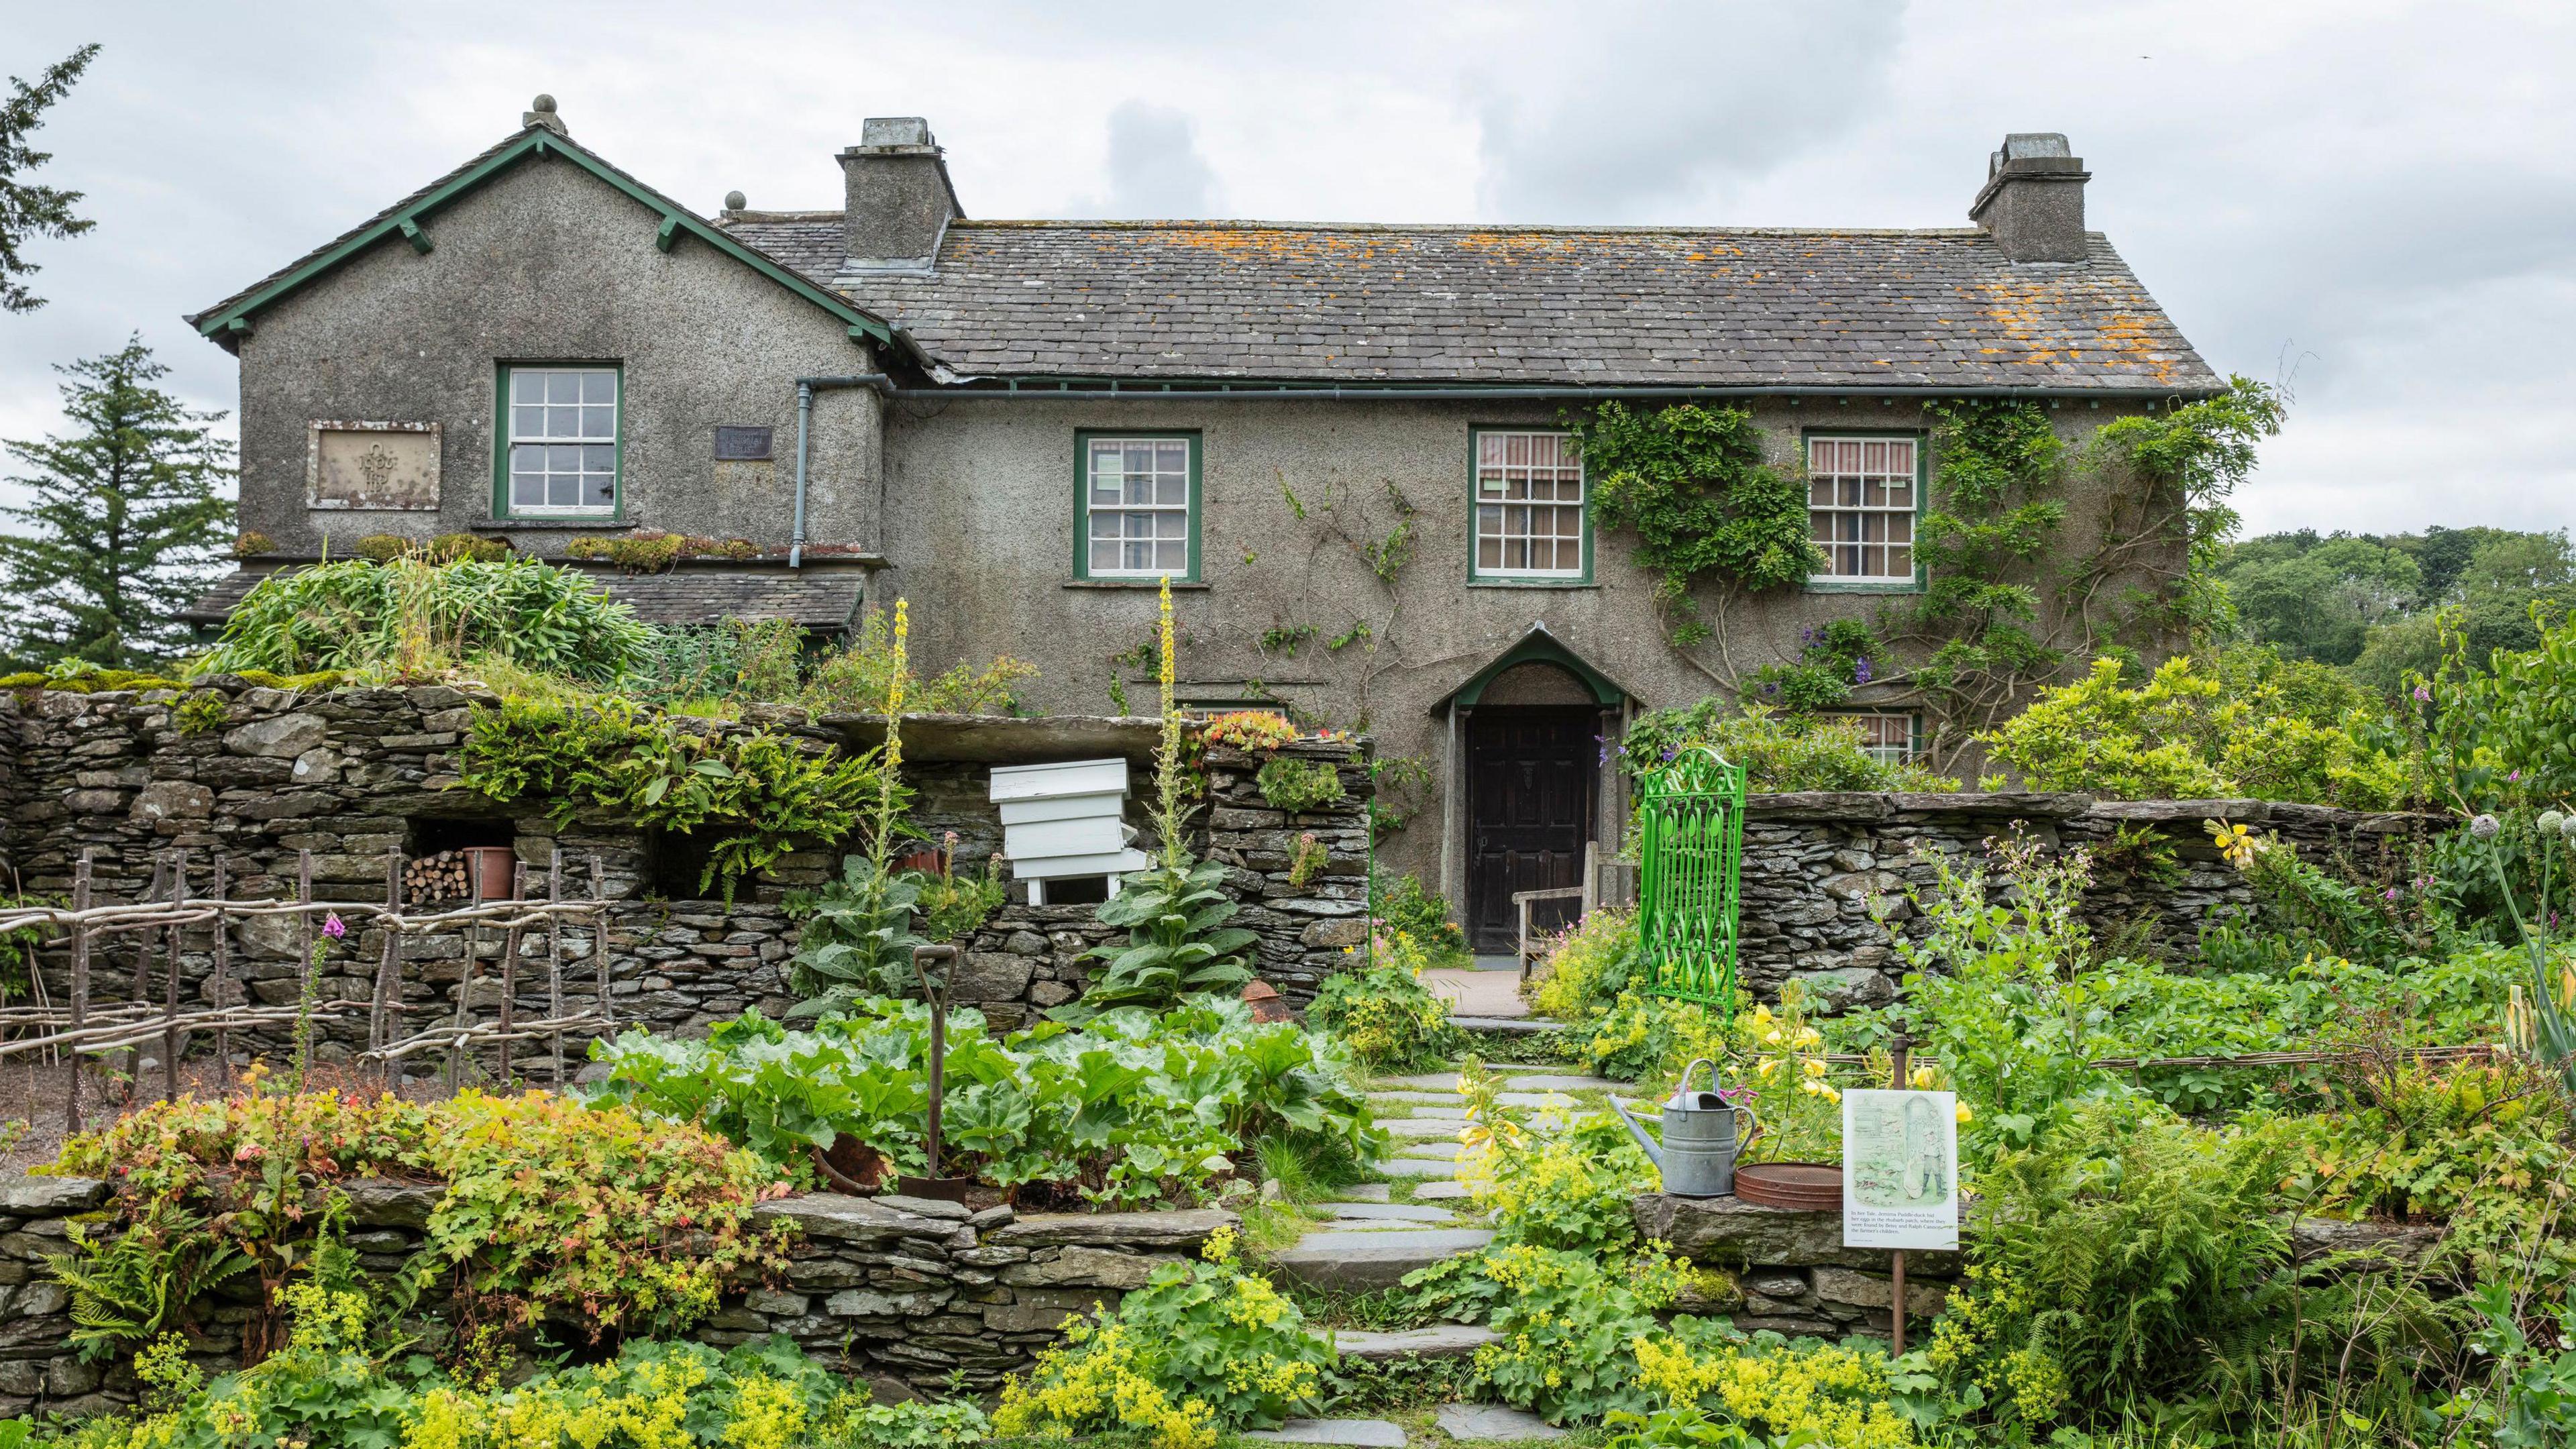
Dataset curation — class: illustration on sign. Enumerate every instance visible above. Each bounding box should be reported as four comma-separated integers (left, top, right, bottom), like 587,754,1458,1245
1841,1089,1958,1250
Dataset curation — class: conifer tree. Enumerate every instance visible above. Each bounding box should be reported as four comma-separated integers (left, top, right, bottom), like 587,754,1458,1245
1,42,100,314
0,335,235,669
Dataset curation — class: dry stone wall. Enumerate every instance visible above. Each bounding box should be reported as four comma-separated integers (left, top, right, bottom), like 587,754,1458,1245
0,682,1377,1061
1733,791,2449,1013
0,1171,1230,1419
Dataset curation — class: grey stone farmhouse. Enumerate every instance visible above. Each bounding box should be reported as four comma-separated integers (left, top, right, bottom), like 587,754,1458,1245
182,99,2221,949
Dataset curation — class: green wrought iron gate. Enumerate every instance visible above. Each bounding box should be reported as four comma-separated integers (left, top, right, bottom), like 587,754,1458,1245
1637,745,1746,1016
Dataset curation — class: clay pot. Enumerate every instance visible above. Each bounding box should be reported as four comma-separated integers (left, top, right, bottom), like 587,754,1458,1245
1732,1161,1844,1212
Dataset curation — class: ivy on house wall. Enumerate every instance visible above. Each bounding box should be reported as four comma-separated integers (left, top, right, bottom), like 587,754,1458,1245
1573,402,1821,645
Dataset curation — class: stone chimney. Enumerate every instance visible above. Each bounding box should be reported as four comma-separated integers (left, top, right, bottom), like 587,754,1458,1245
1970,133,2089,263
839,117,962,273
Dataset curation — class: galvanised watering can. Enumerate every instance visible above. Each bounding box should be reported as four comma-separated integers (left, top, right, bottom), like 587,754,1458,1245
1611,1058,1761,1197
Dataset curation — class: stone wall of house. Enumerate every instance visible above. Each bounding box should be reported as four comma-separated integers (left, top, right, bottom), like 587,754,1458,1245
1633,1192,2445,1341
1730,792,2450,1014
0,682,1376,1065
0,1172,1232,1419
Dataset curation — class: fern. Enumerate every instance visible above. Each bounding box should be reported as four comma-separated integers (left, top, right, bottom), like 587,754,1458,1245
47,1202,253,1361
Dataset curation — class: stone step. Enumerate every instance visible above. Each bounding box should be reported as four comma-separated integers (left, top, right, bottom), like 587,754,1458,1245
1324,1201,1456,1224
1399,1140,1464,1161
1334,1323,1497,1361
1377,1158,1458,1179
1381,1116,1465,1139
1436,1404,1567,1442
1373,1069,1472,1089
1366,1089,1459,1105
1270,1226,1495,1291
1337,1183,1391,1203
1411,1180,1473,1201
1246,1419,1407,1447
1454,1016,1566,1035
1501,1073,1619,1091
1368,1089,1587,1109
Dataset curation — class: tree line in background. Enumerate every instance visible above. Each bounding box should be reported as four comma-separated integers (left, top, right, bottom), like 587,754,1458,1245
2216,525,2576,696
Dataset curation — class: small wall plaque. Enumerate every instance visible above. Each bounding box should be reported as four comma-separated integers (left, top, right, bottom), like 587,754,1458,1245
308,421,440,510
714,425,773,461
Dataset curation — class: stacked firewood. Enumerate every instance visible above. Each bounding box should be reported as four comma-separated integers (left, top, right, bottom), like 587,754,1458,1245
402,851,475,904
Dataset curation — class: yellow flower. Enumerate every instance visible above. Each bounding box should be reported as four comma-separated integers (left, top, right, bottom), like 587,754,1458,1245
1955,1102,1974,1124
1803,1058,1827,1079
1756,1058,1778,1079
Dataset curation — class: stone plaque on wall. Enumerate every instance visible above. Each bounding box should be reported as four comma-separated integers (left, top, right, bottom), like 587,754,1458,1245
308,421,441,510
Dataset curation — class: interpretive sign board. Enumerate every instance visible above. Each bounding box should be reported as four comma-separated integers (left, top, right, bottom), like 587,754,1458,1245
1840,1089,1959,1251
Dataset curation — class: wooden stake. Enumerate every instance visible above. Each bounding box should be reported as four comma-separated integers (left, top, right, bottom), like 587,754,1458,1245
589,855,610,1028
451,863,480,1093
547,853,566,1090
496,861,525,1083
66,849,91,1134
164,850,187,1104
211,856,231,1091
373,847,402,1089
295,850,316,1077
1889,1032,1911,1356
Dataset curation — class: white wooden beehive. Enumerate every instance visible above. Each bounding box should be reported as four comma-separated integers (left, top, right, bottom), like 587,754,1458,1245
988,757,1148,902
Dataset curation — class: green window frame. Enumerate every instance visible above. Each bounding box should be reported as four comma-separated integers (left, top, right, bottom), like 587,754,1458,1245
1468,425,1593,586
1074,430,1201,582
1803,429,1926,593
493,363,623,519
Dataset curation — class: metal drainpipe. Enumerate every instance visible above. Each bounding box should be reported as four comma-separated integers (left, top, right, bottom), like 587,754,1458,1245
789,374,893,568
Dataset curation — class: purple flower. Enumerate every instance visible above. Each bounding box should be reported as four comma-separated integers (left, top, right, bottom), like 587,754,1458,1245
321,912,345,941
2383,888,2399,902
1853,657,1873,685
2510,770,2523,783
2413,683,2432,703
2471,813,2502,841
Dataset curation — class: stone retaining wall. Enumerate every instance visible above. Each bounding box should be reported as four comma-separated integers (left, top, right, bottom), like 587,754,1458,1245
0,681,1375,1061
1633,1191,2447,1340
0,1172,1231,1419
1734,792,2450,1012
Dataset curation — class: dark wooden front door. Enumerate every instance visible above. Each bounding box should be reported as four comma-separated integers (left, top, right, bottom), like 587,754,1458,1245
1465,708,1597,953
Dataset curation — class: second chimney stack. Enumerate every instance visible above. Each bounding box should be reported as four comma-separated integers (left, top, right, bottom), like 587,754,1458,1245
1970,133,2090,263
841,117,963,272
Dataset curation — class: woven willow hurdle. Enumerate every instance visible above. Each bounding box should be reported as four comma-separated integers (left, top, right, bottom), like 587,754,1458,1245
1637,745,1746,1018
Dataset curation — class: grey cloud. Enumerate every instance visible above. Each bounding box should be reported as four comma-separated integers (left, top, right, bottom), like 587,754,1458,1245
1472,0,1907,221
1065,102,1218,218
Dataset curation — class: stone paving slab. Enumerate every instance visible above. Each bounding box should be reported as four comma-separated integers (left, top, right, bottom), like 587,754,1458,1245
1382,1116,1466,1139
1271,1227,1496,1291
1501,1074,1619,1091
1378,1158,1459,1178
1334,1324,1498,1360
1246,1419,1407,1446
1411,1179,1473,1200
1407,1105,1470,1118
1366,1090,1460,1104
1375,1071,1470,1090
1399,1139,1465,1160
1340,1183,1392,1202
1324,1201,1456,1223
1436,1404,1566,1442
1453,1016,1565,1034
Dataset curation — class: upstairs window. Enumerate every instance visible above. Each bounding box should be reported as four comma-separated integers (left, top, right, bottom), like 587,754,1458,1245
1472,429,1587,580
504,366,620,515
1078,433,1198,580
1808,435,1917,583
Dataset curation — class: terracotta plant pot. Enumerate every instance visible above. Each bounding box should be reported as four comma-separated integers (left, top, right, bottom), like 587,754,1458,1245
811,1136,890,1194
1732,1161,1844,1212
461,845,518,900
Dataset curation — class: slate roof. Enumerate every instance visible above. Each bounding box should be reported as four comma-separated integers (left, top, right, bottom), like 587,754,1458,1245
720,215,2221,394
183,566,865,632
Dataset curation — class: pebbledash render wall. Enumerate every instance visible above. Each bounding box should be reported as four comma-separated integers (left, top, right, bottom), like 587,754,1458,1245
0,680,1373,1065
0,1172,1233,1419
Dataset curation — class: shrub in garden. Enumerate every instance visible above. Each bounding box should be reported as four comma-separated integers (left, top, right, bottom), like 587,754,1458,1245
1622,1327,1925,1449
44,1081,791,1360
1980,650,2422,807
1528,907,1639,1022
1617,700,1955,792
199,555,649,682
1368,868,1468,965
993,1225,1334,1449
1255,756,1346,812
590,997,1381,1207
1307,929,1463,1071
800,603,1035,716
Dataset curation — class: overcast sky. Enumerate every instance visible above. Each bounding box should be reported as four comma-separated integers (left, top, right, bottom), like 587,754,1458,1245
3,1,2571,538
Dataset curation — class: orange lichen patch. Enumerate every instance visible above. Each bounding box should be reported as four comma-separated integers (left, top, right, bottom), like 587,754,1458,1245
1130,227,1393,265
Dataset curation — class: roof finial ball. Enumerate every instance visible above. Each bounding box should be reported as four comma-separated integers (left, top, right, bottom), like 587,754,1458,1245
724,191,747,213
524,93,568,136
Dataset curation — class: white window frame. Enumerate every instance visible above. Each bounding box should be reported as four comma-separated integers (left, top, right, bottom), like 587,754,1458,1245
1828,710,1921,767
1472,428,1587,581
504,366,621,517
1080,433,1196,579
1807,435,1919,584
